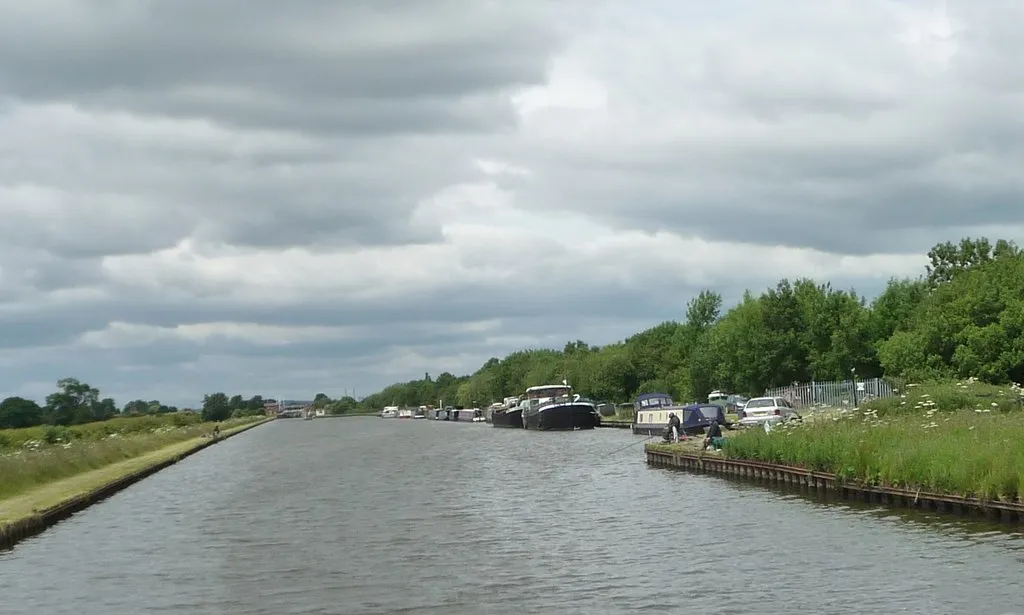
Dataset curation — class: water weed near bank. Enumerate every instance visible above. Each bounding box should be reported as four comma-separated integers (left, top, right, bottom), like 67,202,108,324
721,380,1024,502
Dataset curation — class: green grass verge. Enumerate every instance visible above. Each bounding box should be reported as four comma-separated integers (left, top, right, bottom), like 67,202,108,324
0,414,265,503
719,379,1024,502
0,418,268,525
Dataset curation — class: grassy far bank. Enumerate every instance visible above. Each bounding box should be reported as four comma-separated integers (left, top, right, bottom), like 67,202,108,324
703,380,1024,502
0,418,267,526
0,413,264,503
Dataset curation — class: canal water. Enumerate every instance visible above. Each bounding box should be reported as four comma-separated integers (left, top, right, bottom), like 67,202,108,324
2,419,1024,614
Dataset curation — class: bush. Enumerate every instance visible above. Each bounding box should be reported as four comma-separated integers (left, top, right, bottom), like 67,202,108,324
42,425,73,444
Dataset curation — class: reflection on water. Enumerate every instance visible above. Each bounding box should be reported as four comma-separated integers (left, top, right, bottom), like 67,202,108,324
669,467,1024,546
2,419,1023,614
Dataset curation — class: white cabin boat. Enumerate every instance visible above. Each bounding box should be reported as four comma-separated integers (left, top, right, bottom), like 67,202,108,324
381,406,399,419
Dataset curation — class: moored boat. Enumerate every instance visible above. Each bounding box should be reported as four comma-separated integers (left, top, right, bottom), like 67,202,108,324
631,393,727,435
491,396,525,428
380,406,399,419
630,393,681,435
452,408,484,422
521,384,600,430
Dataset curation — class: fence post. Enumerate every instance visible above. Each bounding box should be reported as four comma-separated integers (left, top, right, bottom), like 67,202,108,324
851,370,859,407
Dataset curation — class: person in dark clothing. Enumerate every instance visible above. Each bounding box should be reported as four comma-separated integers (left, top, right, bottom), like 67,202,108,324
703,420,722,451
666,412,682,442
213,424,221,439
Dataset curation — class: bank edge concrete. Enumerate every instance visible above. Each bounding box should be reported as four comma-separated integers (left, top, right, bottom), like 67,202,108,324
645,445,1024,524
596,420,631,429
0,418,274,550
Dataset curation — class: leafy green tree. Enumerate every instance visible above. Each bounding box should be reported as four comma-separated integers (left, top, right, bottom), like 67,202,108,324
45,378,101,425
925,237,1020,287
327,396,359,414
123,399,150,415
201,392,232,422
0,396,44,429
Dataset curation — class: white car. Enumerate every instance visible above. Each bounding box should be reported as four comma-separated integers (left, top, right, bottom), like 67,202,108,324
738,396,801,426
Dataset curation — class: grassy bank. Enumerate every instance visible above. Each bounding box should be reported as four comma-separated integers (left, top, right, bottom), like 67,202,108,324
0,413,264,502
718,379,1024,502
0,418,268,528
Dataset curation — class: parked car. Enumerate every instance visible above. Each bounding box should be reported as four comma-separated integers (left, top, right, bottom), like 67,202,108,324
708,390,750,415
738,396,801,426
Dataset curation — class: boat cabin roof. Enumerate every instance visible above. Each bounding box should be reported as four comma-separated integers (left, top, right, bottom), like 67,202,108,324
526,384,572,392
634,392,674,409
525,385,571,400
683,403,723,413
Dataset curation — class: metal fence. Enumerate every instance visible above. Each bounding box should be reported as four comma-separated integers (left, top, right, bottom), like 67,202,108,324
763,377,897,410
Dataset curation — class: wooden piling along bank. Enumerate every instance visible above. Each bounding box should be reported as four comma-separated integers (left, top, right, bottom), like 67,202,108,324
645,445,1024,524
0,418,274,550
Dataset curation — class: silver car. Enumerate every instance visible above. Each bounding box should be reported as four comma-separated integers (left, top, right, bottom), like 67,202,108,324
738,396,800,426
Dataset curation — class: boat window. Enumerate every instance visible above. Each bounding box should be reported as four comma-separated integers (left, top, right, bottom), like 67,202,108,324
698,406,719,419
643,396,672,408
527,387,570,399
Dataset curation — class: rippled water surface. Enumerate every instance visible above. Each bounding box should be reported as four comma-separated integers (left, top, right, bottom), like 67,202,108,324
3,418,1024,614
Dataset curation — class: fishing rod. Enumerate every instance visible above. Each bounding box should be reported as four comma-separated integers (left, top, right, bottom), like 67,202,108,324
603,434,659,457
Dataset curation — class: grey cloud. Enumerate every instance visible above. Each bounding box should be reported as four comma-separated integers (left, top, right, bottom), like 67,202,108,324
0,268,890,405
0,0,1017,405
518,107,1024,256
0,0,561,263
101,91,524,136
0,0,557,135
0,313,102,349
495,1,1024,256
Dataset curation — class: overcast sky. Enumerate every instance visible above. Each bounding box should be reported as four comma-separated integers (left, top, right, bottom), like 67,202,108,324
1,0,1021,406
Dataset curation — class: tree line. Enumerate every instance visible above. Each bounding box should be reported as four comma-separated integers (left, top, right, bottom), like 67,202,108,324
360,237,1024,409
198,391,362,421
4,236,1019,426
0,378,275,430
0,380,367,430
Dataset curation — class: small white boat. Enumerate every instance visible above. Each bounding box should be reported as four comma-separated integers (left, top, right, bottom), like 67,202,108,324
451,408,485,422
381,406,399,419
397,409,414,419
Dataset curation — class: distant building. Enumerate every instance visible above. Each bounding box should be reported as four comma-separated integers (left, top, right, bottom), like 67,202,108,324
276,400,315,418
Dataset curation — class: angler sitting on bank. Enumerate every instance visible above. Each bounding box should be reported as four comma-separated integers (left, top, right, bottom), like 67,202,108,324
703,420,724,451
662,412,684,443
